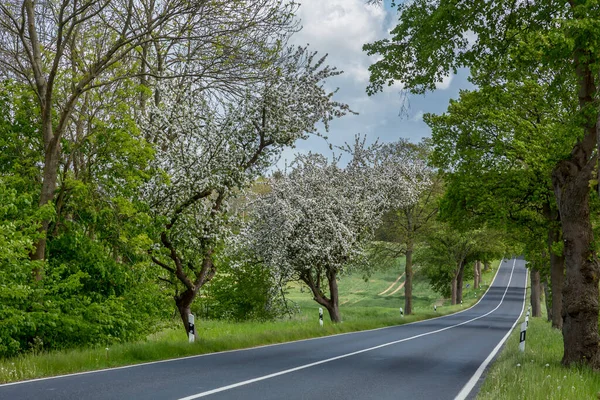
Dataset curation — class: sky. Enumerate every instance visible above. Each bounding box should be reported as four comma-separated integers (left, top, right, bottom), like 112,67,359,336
281,0,473,163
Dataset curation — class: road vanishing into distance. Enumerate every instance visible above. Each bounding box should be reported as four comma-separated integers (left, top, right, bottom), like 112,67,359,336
0,258,527,400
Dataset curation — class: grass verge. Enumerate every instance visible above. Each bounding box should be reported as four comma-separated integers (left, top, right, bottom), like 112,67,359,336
0,260,499,384
478,281,600,399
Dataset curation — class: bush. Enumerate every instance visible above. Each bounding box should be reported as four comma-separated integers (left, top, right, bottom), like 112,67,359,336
198,260,289,322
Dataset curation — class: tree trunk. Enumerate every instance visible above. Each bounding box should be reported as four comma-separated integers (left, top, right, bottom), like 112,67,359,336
456,261,465,304
477,261,482,283
553,173,600,366
530,267,542,317
302,269,341,323
483,261,490,272
31,117,60,278
175,288,198,333
548,224,564,330
326,269,341,323
474,260,480,289
542,278,552,323
451,275,457,305
404,241,413,315
550,36,600,367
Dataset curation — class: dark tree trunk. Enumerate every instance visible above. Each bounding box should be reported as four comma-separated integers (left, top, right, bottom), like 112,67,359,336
31,117,60,278
456,261,465,304
326,269,341,323
175,288,198,333
451,275,457,305
302,269,341,323
404,241,413,315
542,278,552,323
530,267,542,317
553,169,600,366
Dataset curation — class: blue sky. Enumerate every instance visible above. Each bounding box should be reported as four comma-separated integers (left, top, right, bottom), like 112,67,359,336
280,0,473,163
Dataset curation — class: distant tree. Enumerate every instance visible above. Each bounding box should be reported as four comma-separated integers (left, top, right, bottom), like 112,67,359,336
418,224,505,304
373,139,442,315
247,141,423,322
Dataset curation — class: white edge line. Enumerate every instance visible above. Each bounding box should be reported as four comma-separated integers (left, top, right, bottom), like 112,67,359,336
177,259,518,400
454,258,528,400
0,259,506,389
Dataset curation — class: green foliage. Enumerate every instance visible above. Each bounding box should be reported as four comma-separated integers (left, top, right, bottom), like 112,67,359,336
0,79,169,358
198,260,287,322
417,222,505,297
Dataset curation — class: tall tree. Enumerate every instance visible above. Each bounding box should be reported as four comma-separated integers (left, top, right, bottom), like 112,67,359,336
0,0,189,269
248,145,420,322
426,81,572,326
143,47,352,331
373,139,442,315
364,0,599,367
0,0,297,272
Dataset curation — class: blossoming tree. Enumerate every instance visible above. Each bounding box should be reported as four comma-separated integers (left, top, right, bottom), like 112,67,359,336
248,142,425,322
142,46,351,331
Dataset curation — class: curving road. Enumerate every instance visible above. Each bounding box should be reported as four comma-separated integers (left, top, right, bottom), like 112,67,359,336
0,258,527,400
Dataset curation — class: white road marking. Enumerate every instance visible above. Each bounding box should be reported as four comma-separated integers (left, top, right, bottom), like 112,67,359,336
454,258,528,400
178,258,522,400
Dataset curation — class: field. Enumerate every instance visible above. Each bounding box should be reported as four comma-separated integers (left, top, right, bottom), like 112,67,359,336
0,258,498,384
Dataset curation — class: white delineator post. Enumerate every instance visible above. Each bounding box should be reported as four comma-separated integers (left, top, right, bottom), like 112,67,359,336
319,307,323,327
519,321,527,352
434,305,437,312
188,313,195,343
399,307,404,317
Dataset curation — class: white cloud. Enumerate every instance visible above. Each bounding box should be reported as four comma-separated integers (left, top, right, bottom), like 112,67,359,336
435,74,454,90
291,0,386,83
411,110,424,122
279,0,465,159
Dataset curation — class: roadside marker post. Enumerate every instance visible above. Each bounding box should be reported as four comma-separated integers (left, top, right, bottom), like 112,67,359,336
519,321,527,352
434,305,437,312
399,307,404,317
319,308,323,327
188,314,196,343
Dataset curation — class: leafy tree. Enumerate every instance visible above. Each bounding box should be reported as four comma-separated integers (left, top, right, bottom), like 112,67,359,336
426,80,573,326
417,223,504,304
143,46,352,331
364,0,600,367
247,141,423,322
247,154,370,322
0,0,297,271
373,139,442,315
0,79,172,355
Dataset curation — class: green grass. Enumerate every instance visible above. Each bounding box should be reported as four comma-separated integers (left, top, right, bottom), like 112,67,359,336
0,259,499,384
478,283,600,399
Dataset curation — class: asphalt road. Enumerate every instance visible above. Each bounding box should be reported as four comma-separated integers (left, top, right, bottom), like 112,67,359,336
0,258,527,400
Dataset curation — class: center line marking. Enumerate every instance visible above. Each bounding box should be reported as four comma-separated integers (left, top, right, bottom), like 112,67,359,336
178,258,521,400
